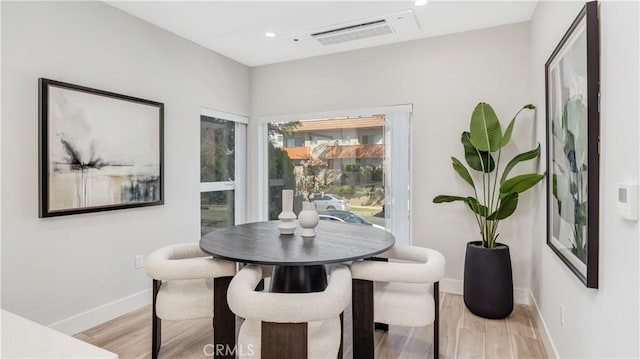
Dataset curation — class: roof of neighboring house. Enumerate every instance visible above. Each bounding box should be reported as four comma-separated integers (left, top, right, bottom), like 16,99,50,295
326,144,384,159
283,144,383,160
283,147,310,160
295,116,384,132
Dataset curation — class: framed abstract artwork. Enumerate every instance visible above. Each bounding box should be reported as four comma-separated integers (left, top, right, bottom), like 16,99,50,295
545,1,599,288
39,78,164,217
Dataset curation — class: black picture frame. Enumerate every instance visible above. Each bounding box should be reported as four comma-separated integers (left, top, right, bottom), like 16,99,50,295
545,1,599,288
39,78,164,217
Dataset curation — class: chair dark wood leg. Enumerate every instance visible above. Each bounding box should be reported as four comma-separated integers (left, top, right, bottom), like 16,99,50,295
352,279,374,359
364,257,389,333
338,311,344,359
214,276,235,359
152,279,162,359
262,322,308,359
434,281,440,359
374,322,389,332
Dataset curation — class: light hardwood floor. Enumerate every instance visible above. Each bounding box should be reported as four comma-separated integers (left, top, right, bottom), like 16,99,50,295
75,293,547,359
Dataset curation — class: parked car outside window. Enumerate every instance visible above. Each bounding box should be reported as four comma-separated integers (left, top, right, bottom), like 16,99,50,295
313,193,351,211
318,210,385,230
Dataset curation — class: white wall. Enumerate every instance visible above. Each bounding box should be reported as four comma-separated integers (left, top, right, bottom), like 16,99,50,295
1,1,250,332
530,1,639,357
250,23,536,290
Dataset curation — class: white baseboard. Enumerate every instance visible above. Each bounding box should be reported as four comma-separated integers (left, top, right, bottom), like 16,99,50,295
439,278,530,305
48,289,151,335
529,292,560,359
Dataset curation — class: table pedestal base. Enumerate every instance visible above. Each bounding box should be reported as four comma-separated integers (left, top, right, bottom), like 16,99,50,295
270,265,328,293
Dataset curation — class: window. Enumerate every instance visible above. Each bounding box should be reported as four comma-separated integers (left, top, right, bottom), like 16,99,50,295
262,108,411,244
200,109,247,236
270,133,283,147
286,137,305,147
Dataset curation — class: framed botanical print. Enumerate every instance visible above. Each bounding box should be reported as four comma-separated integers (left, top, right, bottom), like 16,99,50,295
39,78,164,217
545,1,599,288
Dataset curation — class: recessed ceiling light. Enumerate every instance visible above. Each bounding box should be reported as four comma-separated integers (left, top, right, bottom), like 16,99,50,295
265,32,276,38
414,0,428,6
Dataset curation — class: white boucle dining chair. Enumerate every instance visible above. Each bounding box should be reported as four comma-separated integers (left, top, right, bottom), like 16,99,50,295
350,245,445,358
145,243,237,359
227,264,351,359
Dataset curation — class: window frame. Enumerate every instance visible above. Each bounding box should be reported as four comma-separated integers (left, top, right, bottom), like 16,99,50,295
200,107,248,227
253,105,412,245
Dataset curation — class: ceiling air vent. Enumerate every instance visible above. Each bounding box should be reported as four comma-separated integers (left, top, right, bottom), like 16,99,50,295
311,20,393,46
305,10,421,46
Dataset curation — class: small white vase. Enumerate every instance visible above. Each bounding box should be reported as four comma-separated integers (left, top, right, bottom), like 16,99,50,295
278,189,297,235
298,201,319,237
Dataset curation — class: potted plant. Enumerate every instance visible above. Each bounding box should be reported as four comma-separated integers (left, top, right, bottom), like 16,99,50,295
433,102,544,319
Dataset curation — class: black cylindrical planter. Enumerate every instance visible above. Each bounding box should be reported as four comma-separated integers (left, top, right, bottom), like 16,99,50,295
463,241,514,319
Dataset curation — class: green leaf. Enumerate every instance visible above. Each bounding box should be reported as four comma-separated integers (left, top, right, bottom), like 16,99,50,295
499,104,535,148
500,144,541,184
469,103,502,152
451,157,475,189
433,195,488,217
500,174,544,194
464,197,489,217
461,132,495,173
500,118,517,149
488,192,519,220
433,195,467,203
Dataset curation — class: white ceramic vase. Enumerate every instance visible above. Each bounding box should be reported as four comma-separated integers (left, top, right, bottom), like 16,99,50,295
298,200,319,237
278,189,297,235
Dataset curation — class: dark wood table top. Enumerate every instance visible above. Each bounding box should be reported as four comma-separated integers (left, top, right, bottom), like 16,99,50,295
200,220,395,266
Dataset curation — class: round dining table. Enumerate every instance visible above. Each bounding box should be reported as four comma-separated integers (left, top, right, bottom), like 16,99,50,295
200,220,395,293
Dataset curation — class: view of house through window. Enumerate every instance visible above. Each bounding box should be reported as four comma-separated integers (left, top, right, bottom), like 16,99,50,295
268,116,386,228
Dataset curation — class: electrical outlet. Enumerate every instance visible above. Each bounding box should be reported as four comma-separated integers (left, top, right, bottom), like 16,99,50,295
560,305,565,328
135,255,144,269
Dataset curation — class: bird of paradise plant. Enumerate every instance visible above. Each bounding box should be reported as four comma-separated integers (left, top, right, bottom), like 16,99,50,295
433,103,544,249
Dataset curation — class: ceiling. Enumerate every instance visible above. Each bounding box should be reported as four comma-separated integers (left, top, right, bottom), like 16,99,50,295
107,1,538,67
